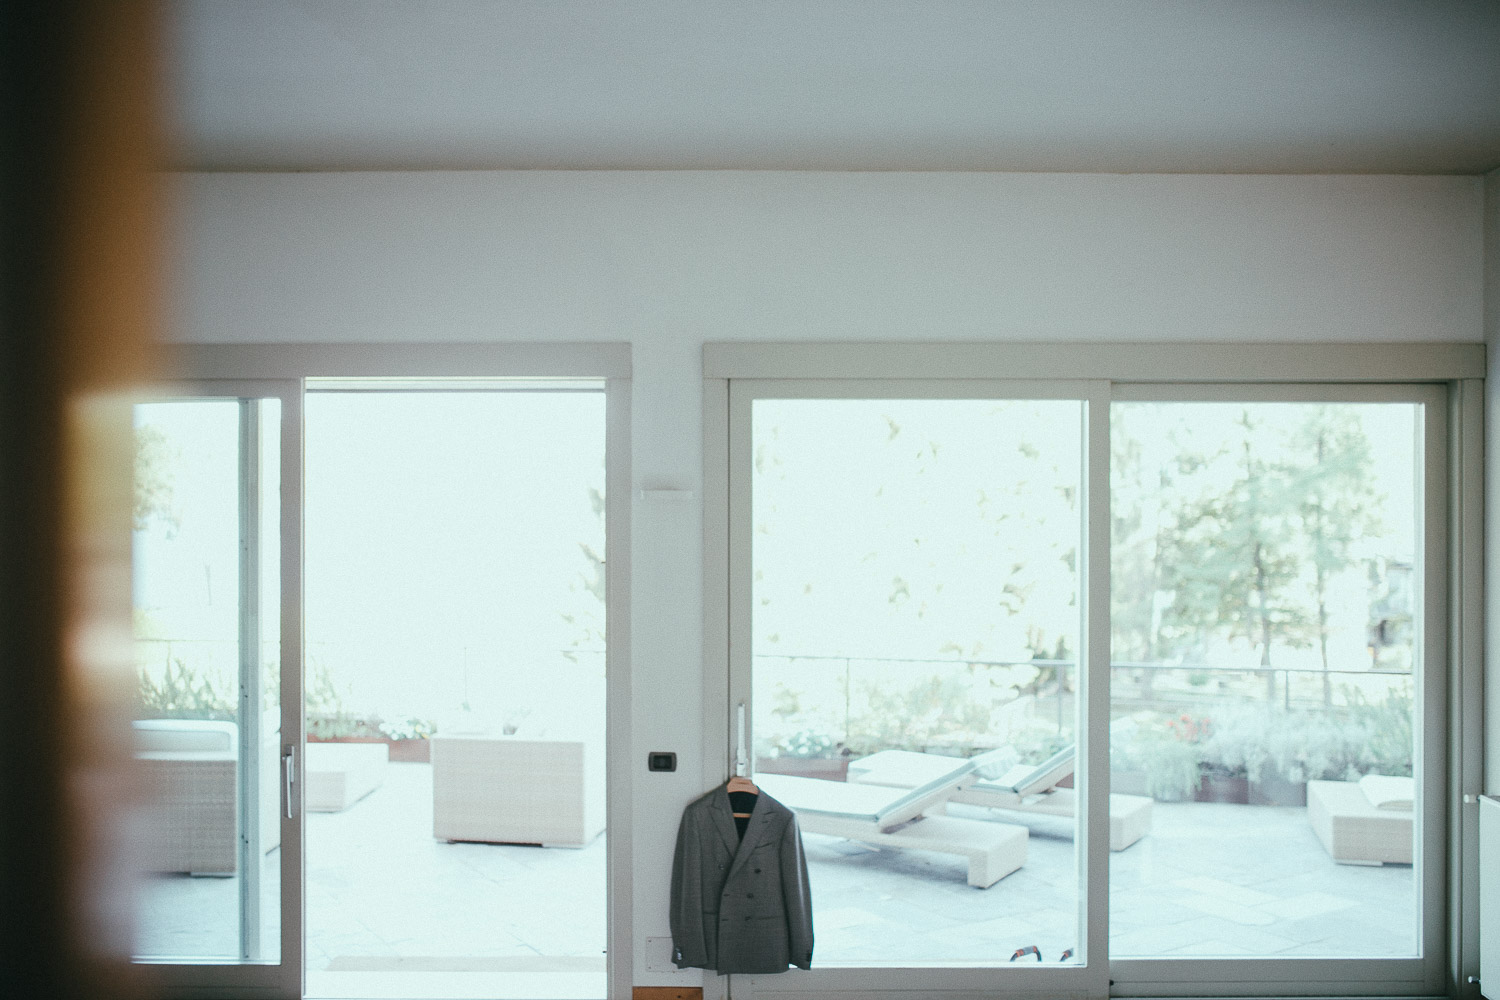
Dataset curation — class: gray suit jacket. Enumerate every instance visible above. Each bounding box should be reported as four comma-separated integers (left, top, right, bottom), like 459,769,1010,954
670,784,813,975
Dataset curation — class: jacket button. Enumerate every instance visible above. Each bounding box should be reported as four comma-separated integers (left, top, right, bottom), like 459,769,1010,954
753,868,761,874
747,893,754,899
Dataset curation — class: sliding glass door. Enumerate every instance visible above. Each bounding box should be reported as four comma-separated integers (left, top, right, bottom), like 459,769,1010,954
300,382,609,1000
1106,385,1445,997
726,379,1109,997
130,381,303,997
721,375,1447,999
130,344,631,1000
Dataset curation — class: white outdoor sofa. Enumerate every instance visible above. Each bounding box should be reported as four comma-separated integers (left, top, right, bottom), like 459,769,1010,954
133,717,280,875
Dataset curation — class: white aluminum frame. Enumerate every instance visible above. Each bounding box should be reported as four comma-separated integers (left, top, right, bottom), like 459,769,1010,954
132,377,304,1000
703,342,1483,1000
1107,382,1448,999
156,343,632,1000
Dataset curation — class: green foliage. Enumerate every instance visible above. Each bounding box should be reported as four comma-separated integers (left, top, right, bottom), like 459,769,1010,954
1112,716,1205,800
133,424,180,534
1195,705,1355,783
1115,685,1414,800
304,656,437,741
304,657,365,739
379,717,438,741
1342,684,1414,777
1002,715,1072,764
771,730,841,759
1113,404,1386,671
1161,410,1313,665
843,666,1022,758
137,658,235,721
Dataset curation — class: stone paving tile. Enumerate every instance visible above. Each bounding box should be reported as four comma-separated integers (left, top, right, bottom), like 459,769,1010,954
1176,892,1279,926
136,768,1421,980
1110,917,1226,956
1170,939,1258,956
1172,918,1299,955
1171,876,1277,907
1255,891,1359,921
1108,892,1200,933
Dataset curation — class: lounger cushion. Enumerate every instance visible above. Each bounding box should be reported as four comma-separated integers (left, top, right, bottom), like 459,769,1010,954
752,772,1029,888
847,748,1153,851
968,747,1018,781
756,759,975,832
993,745,1076,798
752,774,908,824
1358,774,1414,811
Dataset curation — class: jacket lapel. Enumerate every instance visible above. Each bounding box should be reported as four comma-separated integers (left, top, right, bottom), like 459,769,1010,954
710,785,742,861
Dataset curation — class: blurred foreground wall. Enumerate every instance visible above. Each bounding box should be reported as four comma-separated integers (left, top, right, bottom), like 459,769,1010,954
1,3,161,996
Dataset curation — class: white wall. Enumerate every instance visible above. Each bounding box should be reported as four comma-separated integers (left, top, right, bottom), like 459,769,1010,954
169,169,1485,987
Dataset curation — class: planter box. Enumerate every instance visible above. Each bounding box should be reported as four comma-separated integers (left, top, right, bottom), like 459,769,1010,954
1249,775,1308,807
389,738,430,763
1195,774,1249,804
755,756,849,781
1110,769,1150,797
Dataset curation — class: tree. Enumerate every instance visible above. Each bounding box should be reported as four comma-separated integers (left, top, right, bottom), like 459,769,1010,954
133,423,178,534
1160,409,1313,696
1287,406,1379,705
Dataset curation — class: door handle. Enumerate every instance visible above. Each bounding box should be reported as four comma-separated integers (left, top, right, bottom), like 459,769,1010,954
281,746,296,819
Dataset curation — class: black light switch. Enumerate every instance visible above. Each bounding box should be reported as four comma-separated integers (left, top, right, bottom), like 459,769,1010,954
648,751,677,772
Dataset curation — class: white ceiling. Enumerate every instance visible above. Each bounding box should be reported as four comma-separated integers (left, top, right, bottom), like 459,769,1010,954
169,1,1500,174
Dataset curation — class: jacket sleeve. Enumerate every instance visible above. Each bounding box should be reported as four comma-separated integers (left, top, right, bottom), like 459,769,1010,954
669,803,709,969
780,813,814,969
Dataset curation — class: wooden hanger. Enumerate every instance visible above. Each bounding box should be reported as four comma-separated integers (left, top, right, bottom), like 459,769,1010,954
726,774,759,818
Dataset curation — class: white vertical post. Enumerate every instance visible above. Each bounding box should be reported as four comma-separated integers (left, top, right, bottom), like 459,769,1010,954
1083,384,1111,994
238,398,262,963
737,703,748,778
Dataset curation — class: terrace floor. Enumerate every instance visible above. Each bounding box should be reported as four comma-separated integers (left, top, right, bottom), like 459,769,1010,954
136,762,1416,997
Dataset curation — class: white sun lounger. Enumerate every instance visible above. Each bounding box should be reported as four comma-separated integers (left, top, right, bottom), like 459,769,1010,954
753,759,1028,888
847,746,1153,851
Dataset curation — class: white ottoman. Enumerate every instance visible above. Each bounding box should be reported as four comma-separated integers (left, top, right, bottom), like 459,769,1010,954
431,733,604,847
1307,775,1413,865
305,741,389,812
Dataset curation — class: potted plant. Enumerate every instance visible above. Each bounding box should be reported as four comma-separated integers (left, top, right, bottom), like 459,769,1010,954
1114,714,1206,802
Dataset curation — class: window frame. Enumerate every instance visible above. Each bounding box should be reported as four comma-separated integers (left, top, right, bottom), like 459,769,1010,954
129,377,303,999
703,342,1483,1000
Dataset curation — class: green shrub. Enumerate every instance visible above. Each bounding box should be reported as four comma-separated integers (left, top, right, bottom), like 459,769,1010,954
137,658,235,722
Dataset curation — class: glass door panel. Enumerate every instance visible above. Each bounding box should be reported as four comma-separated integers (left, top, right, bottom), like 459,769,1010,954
1108,400,1423,960
302,386,607,1000
747,395,1086,967
130,392,292,979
